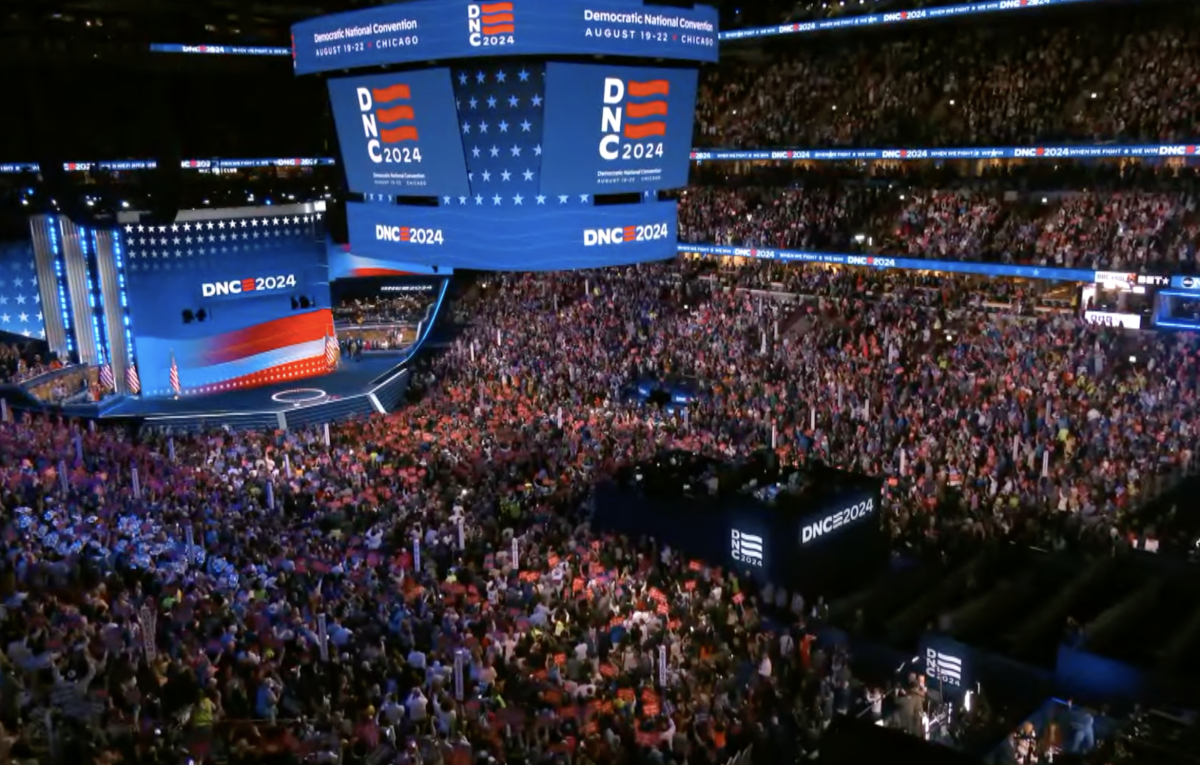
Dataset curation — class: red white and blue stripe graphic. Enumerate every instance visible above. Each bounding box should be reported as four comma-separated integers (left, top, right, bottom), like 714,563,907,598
99,363,114,389
373,84,419,144
622,79,670,141
125,364,141,395
480,2,515,35
169,352,181,395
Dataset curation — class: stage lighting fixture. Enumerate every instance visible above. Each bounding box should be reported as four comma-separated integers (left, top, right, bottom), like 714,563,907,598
182,309,195,324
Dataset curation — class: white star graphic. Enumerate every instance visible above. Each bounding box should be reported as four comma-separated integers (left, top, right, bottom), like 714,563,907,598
217,221,226,229
459,196,468,205
462,121,472,134
479,121,489,133
579,194,589,203
14,295,25,305
443,196,451,204
468,97,478,110
459,72,469,85
35,312,41,321
513,194,524,205
490,145,500,157
518,69,530,82
12,277,22,288
475,195,484,205
559,195,569,204
536,195,547,205
495,70,506,83
492,194,503,205
124,225,133,233
170,224,179,232
523,169,534,181
206,222,215,230
173,237,181,245
487,96,497,108
501,170,511,181
531,94,543,107
476,71,486,84
137,224,145,232
472,146,482,158
534,145,543,156
520,120,532,132
18,312,27,323
511,145,521,157
250,218,259,226
508,95,519,107
498,120,509,133
0,314,8,323
481,170,491,182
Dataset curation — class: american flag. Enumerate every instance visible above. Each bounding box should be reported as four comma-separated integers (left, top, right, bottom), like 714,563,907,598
99,362,114,389
325,330,339,369
125,363,141,395
169,352,180,396
119,213,323,274
441,64,589,209
0,242,45,339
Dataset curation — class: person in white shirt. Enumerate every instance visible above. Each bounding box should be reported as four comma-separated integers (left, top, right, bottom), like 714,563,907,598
780,631,795,660
406,687,429,726
758,654,772,680
407,648,427,670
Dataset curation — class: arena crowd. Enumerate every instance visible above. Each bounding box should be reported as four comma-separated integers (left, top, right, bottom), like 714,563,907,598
0,257,1196,764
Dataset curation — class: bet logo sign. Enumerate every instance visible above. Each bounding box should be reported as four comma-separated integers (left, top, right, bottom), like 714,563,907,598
356,84,423,165
599,77,668,162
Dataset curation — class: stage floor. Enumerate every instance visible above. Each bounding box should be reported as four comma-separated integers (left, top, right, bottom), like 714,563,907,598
101,354,407,418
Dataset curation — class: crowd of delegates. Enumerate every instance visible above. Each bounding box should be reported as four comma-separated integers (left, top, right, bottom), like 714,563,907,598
696,4,1200,148
1,260,1199,764
333,295,435,327
678,184,1200,272
0,341,60,385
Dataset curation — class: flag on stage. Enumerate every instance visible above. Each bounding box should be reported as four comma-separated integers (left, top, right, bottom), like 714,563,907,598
125,363,141,395
324,329,339,368
99,363,114,390
169,352,181,396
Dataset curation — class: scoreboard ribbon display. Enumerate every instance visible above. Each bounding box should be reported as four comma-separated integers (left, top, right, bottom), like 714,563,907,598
541,63,698,196
346,200,678,271
291,0,719,75
328,69,471,198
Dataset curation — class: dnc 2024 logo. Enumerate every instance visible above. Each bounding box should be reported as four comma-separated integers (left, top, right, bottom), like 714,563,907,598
599,77,669,161
468,2,515,47
356,83,423,165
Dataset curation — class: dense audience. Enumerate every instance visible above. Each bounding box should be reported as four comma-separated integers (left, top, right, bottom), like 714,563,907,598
696,5,1200,148
679,185,1200,272
0,258,1195,764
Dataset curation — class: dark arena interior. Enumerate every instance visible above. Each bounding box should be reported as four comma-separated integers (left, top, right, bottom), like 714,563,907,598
4,0,1200,764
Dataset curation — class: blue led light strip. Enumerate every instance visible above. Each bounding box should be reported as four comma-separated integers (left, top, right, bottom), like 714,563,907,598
49,218,74,354
721,0,1103,42
111,232,134,364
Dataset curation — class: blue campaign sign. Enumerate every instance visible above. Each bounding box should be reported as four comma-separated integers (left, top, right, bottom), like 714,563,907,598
691,144,1200,162
328,70,470,198
679,243,1097,283
347,200,678,270
291,0,719,75
541,63,698,196
721,0,1099,41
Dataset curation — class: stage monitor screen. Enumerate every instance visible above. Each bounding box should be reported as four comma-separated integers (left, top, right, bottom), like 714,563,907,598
328,69,471,198
540,63,698,196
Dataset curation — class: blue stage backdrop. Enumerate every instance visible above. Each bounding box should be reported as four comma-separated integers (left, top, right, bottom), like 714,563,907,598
120,213,332,397
291,0,719,75
328,69,471,198
541,63,698,195
347,199,678,270
0,240,45,341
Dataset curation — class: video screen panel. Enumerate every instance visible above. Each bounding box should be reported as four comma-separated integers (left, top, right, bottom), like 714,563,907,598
346,199,678,271
122,213,331,396
541,63,698,196
328,69,471,198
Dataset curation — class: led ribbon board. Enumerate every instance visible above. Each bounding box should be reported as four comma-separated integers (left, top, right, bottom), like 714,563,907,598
291,0,719,75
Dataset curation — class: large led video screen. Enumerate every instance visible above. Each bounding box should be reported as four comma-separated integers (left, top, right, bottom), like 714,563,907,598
328,69,472,199
121,212,331,396
0,239,45,341
541,63,699,196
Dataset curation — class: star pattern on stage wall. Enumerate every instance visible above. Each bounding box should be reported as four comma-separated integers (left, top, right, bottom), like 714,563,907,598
448,63,584,207
119,214,324,272
0,242,44,339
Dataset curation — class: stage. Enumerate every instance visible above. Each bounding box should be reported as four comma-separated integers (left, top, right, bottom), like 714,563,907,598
62,353,412,431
